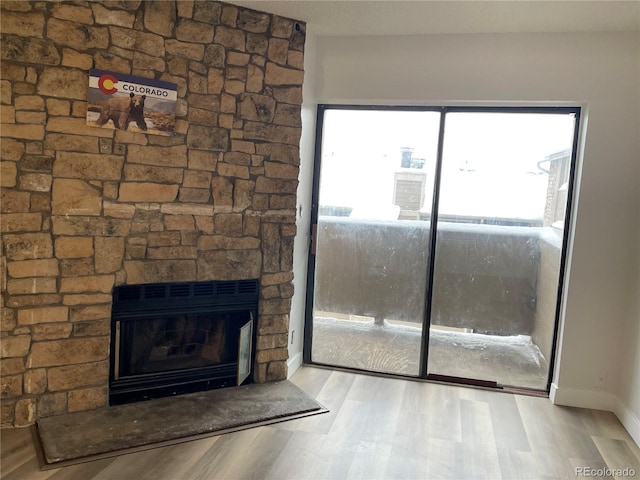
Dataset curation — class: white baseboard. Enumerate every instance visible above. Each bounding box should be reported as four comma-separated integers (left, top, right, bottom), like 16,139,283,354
550,383,640,448
287,351,303,379
549,383,617,412
615,399,640,448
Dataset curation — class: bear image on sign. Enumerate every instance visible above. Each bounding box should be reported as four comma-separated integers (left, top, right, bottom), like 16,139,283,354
87,70,177,136
95,92,147,131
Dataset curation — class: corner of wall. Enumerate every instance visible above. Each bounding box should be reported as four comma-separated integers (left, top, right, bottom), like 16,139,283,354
550,382,618,412
551,383,640,447
288,30,318,377
287,352,304,378
615,397,640,448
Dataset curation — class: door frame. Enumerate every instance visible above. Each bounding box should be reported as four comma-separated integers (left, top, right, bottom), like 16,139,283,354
303,104,582,393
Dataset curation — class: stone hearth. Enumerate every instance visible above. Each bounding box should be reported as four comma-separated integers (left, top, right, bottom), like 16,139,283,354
0,0,305,426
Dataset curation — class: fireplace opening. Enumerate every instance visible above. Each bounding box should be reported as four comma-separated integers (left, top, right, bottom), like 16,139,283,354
109,280,258,405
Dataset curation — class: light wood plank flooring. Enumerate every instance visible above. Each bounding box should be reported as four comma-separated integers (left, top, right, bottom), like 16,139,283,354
2,366,639,480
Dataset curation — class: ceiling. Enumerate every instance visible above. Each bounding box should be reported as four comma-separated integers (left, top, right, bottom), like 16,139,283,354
227,1,640,36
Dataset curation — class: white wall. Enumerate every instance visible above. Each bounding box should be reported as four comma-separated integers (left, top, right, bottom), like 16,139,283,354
616,274,640,445
288,30,317,374
613,42,640,446
302,31,640,440
614,184,640,444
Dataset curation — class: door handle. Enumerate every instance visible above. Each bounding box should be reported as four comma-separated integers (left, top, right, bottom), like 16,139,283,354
311,223,317,255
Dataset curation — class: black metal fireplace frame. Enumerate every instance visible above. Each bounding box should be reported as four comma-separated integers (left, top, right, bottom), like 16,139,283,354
109,279,259,405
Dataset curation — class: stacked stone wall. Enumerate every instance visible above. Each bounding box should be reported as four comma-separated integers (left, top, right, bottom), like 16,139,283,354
0,0,305,426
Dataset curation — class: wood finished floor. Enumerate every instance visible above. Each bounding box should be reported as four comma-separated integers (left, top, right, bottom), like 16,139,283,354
2,366,639,480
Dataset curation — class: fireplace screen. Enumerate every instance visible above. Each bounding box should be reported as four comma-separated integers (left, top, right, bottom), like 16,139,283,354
110,280,258,405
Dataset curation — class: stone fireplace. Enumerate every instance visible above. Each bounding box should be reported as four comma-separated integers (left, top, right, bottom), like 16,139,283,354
0,0,305,426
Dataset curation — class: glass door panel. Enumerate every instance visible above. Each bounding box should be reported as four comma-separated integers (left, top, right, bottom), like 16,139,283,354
310,108,440,376
427,111,577,389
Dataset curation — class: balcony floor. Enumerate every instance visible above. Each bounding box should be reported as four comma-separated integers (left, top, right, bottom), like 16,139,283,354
311,316,549,390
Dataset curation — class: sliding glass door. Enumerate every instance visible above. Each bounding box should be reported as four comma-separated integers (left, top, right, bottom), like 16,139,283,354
306,105,579,391
308,108,440,376
427,111,578,389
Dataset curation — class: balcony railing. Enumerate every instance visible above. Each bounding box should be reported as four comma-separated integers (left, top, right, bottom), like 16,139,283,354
314,217,561,352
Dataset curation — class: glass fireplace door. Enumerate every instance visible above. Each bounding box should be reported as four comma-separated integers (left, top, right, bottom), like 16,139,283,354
116,313,240,378
109,280,259,404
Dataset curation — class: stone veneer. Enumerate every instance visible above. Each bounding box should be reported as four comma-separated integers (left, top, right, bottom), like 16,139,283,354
0,0,305,426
